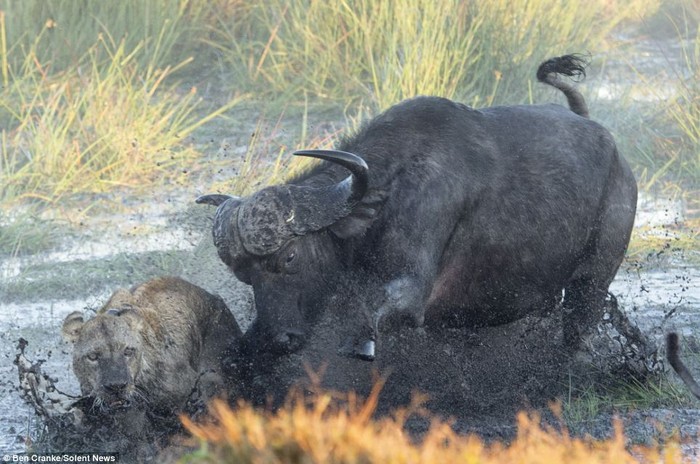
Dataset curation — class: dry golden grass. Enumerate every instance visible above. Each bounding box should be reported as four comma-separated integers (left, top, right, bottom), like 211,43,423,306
182,383,684,464
626,217,700,261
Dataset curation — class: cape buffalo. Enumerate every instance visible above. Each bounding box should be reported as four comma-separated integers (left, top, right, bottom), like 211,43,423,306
198,54,637,361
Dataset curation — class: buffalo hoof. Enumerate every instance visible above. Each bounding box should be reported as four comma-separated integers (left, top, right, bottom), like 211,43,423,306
337,338,375,362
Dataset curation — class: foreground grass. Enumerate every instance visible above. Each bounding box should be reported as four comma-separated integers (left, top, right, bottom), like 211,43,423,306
182,383,683,464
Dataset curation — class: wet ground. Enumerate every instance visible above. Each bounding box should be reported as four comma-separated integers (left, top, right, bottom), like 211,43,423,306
1,183,698,458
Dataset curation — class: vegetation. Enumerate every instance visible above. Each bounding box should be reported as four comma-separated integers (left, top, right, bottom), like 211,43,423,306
626,218,700,263
2,249,190,303
2,0,696,212
564,376,694,426
0,0,206,72
0,211,69,256
209,0,659,110
0,13,243,206
182,383,683,464
626,14,700,197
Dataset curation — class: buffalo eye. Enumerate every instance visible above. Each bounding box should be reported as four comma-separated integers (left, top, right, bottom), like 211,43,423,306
285,251,296,266
124,347,136,357
271,242,300,273
281,248,300,274
87,352,99,362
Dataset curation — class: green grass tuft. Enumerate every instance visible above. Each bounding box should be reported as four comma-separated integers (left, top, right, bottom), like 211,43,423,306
0,13,244,207
0,211,68,256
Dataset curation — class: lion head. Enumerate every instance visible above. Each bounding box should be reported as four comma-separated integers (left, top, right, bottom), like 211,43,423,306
62,290,153,411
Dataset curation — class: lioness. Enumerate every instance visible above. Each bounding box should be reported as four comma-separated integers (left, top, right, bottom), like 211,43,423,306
62,276,241,416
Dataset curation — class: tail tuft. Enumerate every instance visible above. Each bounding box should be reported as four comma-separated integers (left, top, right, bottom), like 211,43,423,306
536,53,591,118
536,54,589,83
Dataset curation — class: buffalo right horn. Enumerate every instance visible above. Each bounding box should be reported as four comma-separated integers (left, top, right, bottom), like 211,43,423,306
196,194,237,207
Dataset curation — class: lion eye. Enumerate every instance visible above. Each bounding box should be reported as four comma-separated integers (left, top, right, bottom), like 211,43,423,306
87,352,99,362
124,347,136,357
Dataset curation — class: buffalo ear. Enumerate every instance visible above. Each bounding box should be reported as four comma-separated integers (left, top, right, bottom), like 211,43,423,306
329,189,387,239
62,311,85,344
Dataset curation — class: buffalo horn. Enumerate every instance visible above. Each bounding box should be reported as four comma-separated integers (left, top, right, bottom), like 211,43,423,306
196,194,237,206
292,150,369,205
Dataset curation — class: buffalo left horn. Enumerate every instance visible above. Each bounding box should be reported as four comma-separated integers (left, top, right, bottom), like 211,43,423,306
292,150,369,205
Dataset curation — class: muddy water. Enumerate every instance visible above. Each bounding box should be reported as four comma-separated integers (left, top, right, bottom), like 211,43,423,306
1,191,698,454
612,266,700,334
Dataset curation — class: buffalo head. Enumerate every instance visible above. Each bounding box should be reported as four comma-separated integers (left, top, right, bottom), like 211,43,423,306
197,150,369,357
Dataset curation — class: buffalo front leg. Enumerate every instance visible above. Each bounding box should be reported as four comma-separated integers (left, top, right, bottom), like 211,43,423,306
338,275,429,361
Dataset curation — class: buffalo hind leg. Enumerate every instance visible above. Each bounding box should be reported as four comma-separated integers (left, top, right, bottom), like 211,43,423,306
562,279,608,350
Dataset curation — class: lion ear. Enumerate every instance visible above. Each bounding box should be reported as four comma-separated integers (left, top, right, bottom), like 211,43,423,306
104,288,134,310
62,311,85,344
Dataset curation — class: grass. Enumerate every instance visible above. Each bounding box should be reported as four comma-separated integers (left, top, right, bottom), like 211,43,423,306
0,3,698,457
564,375,693,427
626,218,700,263
608,375,692,410
203,104,342,198
2,0,694,214
660,24,700,197
181,382,683,464
564,334,700,428
0,211,69,257
1,249,190,303
0,8,244,208
251,0,481,111
621,10,700,197
0,0,208,73
463,0,658,106
209,0,660,111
